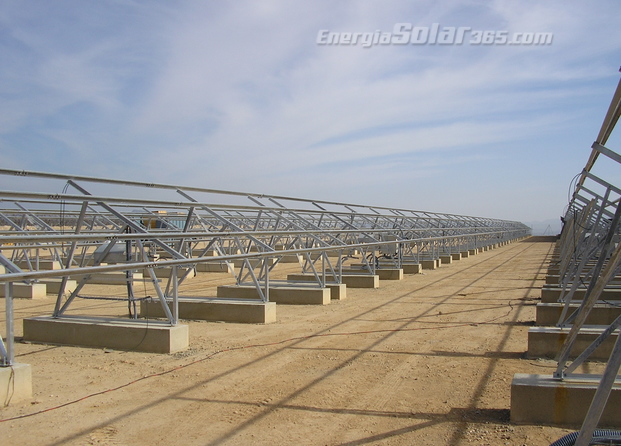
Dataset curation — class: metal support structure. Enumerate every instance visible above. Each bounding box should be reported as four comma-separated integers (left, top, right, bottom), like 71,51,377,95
0,168,529,361
1,283,13,366
546,74,621,444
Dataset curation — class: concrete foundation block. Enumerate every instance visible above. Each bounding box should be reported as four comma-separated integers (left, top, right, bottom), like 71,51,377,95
461,251,470,258
217,284,331,305
284,281,346,300
545,275,559,285
142,268,195,279
536,303,621,326
541,287,621,303
278,254,301,264
195,262,233,273
191,248,241,257
511,373,621,427
468,249,478,256
232,258,275,268
451,253,462,261
23,316,188,354
71,272,145,285
440,255,453,265
347,265,402,280
286,273,379,289
141,298,276,324
421,259,437,270
15,260,61,270
376,269,403,280
326,283,347,300
38,279,77,295
0,363,32,405
401,263,422,274
340,274,379,288
0,283,47,299
527,326,617,360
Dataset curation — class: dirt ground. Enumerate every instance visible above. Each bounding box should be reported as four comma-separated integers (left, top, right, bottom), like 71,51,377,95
1,238,594,445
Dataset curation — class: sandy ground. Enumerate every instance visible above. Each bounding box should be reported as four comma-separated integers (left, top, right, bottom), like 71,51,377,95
0,238,595,445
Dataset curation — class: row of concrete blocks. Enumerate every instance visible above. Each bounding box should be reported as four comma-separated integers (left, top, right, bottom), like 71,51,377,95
15,276,382,357
1,242,510,405
3,271,387,405
3,242,505,303
511,253,621,428
0,243,508,299
5,244,510,358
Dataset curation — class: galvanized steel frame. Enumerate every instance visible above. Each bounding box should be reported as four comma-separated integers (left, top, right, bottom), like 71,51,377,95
0,168,529,367
549,76,621,446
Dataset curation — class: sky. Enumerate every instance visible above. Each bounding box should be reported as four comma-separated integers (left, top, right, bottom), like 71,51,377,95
1,1,620,234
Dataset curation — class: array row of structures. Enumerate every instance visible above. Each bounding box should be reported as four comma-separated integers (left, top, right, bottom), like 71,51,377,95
1,236,526,406
511,74,621,442
5,239,523,350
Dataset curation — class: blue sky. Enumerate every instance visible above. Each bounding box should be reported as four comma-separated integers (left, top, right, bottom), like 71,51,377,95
1,1,620,233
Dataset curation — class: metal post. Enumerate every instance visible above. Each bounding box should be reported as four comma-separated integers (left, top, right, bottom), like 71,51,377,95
4,282,14,366
339,249,343,283
321,252,325,287
126,231,136,319
171,266,178,325
264,258,270,303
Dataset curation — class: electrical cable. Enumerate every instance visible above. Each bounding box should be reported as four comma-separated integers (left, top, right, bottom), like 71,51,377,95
0,299,519,423
2,366,15,407
550,429,621,446
60,182,69,236
567,172,582,210
122,298,150,354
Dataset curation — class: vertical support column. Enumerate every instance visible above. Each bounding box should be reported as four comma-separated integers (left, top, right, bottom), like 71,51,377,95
321,252,325,286
2,282,13,366
126,230,136,319
6,282,13,366
171,266,179,325
1,280,31,405
264,258,270,303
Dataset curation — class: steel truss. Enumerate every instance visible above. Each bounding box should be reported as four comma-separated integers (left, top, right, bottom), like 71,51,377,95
0,168,529,366
550,75,621,445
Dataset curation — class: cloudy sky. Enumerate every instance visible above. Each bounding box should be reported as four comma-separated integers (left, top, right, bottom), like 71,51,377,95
1,1,620,232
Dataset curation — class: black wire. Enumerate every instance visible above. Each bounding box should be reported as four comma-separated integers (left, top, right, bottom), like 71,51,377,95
2,366,15,407
124,295,150,354
567,171,582,206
